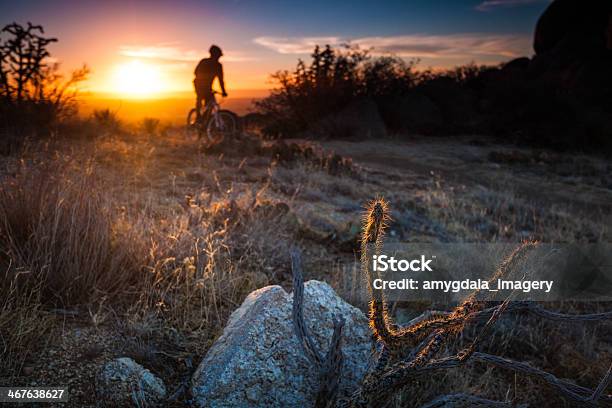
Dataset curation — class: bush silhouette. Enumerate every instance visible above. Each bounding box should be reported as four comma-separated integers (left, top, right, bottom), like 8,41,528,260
256,42,612,152
255,45,419,137
0,22,89,152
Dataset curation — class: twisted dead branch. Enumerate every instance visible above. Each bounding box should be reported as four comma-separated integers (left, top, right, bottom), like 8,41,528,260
427,301,612,326
291,248,345,408
591,363,612,403
292,248,324,367
420,393,526,408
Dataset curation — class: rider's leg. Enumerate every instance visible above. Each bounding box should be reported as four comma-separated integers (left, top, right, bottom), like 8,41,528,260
202,92,213,120
194,80,206,120
195,95,203,120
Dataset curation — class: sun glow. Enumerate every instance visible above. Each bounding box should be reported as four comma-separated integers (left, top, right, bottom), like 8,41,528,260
112,60,163,98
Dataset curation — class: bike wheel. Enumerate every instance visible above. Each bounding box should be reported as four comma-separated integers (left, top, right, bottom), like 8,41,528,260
186,108,203,139
206,110,237,144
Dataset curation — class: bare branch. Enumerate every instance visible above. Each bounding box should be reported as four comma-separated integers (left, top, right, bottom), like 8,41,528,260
291,248,345,408
291,248,323,366
518,303,612,322
469,353,612,407
420,393,523,408
352,351,612,408
316,317,345,408
590,362,612,403
462,302,612,325
396,302,612,333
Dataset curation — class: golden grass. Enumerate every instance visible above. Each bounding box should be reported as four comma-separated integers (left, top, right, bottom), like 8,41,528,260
0,133,296,378
0,160,145,306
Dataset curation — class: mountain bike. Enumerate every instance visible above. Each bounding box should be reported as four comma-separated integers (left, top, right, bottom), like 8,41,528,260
186,91,238,144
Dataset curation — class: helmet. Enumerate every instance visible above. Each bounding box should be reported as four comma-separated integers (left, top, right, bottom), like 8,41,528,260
209,45,223,58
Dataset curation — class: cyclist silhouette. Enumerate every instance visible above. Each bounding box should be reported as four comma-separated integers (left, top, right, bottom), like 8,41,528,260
194,45,227,119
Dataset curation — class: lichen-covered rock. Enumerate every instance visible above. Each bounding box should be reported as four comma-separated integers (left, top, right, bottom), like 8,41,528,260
96,357,166,407
191,281,372,408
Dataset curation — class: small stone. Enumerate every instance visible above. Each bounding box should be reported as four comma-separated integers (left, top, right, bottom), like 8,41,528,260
96,357,166,407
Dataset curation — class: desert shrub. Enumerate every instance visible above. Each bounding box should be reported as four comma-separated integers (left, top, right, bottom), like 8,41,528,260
255,44,497,138
413,61,612,151
140,117,160,136
202,135,357,176
266,140,356,176
0,23,89,152
482,77,612,151
92,108,122,133
361,56,419,100
0,156,147,378
0,143,301,378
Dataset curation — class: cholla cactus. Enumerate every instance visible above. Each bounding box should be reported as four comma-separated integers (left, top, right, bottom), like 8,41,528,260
293,199,612,408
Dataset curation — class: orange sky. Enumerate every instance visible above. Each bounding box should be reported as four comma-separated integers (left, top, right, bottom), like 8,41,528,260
2,0,546,100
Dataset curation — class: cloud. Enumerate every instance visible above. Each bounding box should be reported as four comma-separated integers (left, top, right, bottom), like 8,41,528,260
119,43,255,63
475,0,547,12
254,33,530,59
253,37,342,54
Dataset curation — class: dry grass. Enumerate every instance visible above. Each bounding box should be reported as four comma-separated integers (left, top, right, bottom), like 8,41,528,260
420,176,609,242
128,193,295,332
0,128,609,408
0,276,51,376
0,132,299,381
0,155,144,376
0,159,144,306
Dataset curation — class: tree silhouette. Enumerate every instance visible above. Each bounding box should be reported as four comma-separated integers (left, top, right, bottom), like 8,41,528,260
0,22,57,103
0,22,89,146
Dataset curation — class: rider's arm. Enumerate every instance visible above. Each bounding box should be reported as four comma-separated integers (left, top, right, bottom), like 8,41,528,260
218,64,227,96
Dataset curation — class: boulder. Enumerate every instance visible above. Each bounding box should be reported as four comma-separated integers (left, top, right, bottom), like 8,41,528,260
534,0,612,56
191,281,372,407
419,77,479,130
96,357,166,407
502,57,530,73
380,93,443,133
530,0,612,97
310,99,387,139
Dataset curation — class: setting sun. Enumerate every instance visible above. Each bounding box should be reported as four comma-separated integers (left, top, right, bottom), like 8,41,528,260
112,60,163,98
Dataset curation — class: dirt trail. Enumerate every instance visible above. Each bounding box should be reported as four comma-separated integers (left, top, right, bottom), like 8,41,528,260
321,138,612,215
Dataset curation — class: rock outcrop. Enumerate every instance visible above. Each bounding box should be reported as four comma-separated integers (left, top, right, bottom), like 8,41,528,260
534,0,612,56
531,0,612,94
